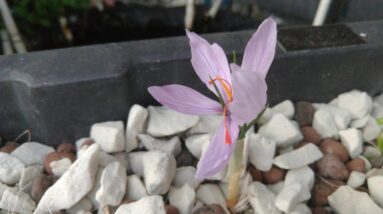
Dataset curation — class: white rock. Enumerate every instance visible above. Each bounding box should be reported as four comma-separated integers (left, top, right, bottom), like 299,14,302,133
267,181,285,195
328,185,383,214
67,198,93,214
147,106,199,137
247,182,281,214
273,143,323,169
375,93,383,106
339,128,363,158
196,184,229,214
278,146,294,155
313,109,338,139
115,195,166,214
138,134,181,156
368,175,383,206
96,162,127,206
285,166,315,190
75,137,93,151
192,200,204,213
258,113,303,148
359,155,372,171
112,152,130,169
314,104,352,130
50,158,73,177
363,116,381,141
125,174,148,201
248,133,276,171
11,142,54,166
87,168,103,208
337,90,373,119
172,167,200,189
169,184,195,214
259,107,273,125
35,144,100,214
271,100,295,119
350,115,370,128
275,183,311,212
363,146,381,160
367,168,383,178
188,114,223,135
287,203,311,214
143,151,176,195
372,105,383,119
0,182,15,201
0,189,35,214
98,150,118,167
90,121,125,153
18,165,43,194
0,152,24,185
127,152,145,176
126,104,149,152
347,171,366,188
185,134,210,159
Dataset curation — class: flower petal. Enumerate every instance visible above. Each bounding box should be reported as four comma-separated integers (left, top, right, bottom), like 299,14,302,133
196,118,239,180
148,84,222,115
229,70,267,125
241,17,277,79
186,30,231,102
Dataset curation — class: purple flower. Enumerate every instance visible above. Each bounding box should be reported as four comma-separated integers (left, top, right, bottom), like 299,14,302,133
148,18,277,180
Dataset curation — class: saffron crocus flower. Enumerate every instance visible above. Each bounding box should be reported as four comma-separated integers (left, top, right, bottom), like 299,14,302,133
148,18,277,180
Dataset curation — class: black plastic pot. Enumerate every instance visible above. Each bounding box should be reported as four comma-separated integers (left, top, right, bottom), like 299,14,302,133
0,20,382,146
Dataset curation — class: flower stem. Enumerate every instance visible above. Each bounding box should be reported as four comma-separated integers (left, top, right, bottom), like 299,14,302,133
226,137,245,208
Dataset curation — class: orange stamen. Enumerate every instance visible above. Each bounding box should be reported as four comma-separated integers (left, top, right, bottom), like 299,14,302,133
224,107,232,144
209,76,233,103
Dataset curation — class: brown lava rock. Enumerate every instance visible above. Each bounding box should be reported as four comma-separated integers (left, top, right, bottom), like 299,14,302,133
193,204,225,214
262,166,286,184
43,151,76,174
346,158,366,173
317,154,349,180
165,205,180,214
311,207,331,214
0,141,19,153
57,143,76,154
248,164,263,182
319,139,349,162
311,179,345,206
301,126,322,145
294,101,315,126
31,174,52,203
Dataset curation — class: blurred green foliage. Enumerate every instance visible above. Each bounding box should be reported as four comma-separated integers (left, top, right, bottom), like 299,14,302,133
11,0,90,28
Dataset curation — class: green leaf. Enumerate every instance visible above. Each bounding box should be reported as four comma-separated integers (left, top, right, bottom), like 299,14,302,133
377,133,383,153
377,118,383,126
232,50,237,64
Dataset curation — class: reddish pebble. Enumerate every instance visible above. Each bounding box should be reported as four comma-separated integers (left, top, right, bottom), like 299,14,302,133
311,179,345,206
165,205,180,214
31,174,52,203
317,154,349,180
43,151,76,174
248,164,263,182
320,139,349,162
0,141,19,153
301,126,322,145
294,101,315,126
346,158,366,173
262,166,286,184
57,143,76,154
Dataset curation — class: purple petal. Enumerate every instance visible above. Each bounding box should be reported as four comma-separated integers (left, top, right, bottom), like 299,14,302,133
148,84,222,115
196,118,239,180
186,30,231,102
229,70,267,125
241,17,277,79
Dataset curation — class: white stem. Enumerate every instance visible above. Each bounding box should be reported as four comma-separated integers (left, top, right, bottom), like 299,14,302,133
185,0,195,30
0,0,27,53
313,0,332,26
0,29,13,54
206,0,223,19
